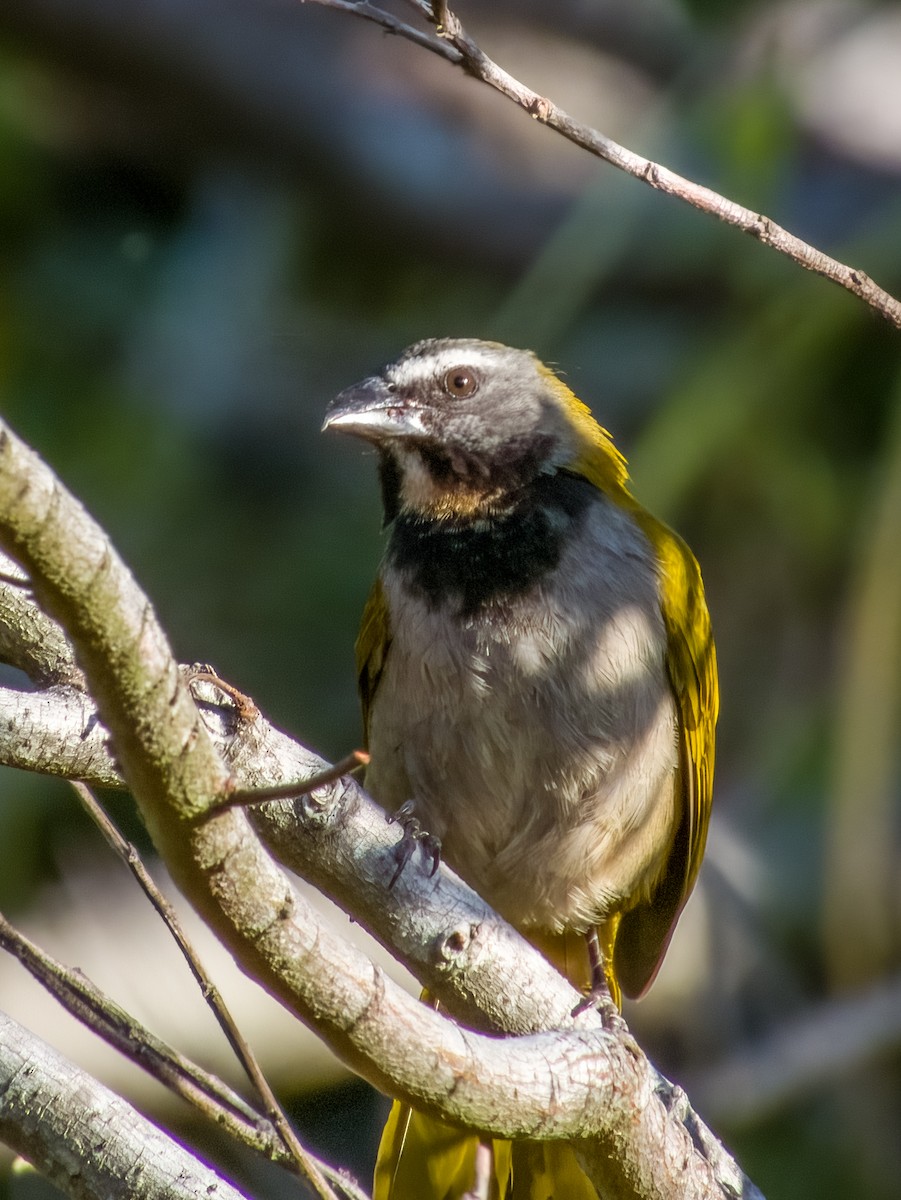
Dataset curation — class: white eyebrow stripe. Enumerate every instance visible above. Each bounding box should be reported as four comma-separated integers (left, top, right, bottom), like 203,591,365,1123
391,345,507,385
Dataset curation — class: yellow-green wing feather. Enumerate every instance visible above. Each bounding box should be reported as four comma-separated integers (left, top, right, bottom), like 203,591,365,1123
374,1106,512,1200
652,519,718,900
614,511,718,999
356,576,392,745
549,371,718,999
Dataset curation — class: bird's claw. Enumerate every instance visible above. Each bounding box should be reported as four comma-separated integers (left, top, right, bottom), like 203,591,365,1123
571,976,626,1033
388,800,441,888
569,927,627,1031
571,979,619,1027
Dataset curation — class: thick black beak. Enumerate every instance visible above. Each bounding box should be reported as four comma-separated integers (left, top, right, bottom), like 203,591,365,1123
322,377,426,441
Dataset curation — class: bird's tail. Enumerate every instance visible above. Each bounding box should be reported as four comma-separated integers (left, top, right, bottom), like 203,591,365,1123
374,1107,599,1199
373,926,618,1199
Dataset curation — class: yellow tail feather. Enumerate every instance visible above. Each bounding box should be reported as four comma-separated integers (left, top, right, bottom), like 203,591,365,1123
374,1107,599,1200
374,926,621,1199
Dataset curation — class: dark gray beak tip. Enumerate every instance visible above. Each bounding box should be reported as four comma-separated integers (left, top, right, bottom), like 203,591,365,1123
323,376,425,441
322,377,386,433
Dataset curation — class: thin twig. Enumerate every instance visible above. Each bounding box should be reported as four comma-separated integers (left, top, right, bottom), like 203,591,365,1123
312,0,459,61
188,668,259,721
311,0,901,329
0,913,275,1146
220,750,370,811
70,781,342,1200
0,912,370,1199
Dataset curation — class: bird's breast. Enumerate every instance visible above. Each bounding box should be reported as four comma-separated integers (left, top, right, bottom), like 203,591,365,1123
366,489,681,931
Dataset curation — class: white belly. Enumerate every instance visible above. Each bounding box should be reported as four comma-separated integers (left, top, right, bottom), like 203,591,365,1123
365,499,680,932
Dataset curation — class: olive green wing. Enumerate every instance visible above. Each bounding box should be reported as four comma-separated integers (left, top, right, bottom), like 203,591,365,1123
355,575,392,746
656,523,718,901
613,516,718,1000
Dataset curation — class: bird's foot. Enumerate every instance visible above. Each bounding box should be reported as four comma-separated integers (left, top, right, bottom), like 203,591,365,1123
571,977,626,1033
571,927,627,1032
387,799,441,888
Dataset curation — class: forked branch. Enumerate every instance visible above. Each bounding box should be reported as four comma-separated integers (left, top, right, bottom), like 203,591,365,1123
0,415,762,1199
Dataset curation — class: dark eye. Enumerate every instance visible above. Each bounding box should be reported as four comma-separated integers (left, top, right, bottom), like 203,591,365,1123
443,367,479,398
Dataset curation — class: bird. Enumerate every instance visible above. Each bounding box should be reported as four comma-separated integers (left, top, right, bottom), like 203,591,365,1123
323,338,718,1200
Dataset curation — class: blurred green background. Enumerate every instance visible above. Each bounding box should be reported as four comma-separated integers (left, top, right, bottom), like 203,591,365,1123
0,0,900,1197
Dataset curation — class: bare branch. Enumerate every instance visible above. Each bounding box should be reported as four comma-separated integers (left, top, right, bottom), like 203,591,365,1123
0,1009,251,1200
0,681,118,785
70,781,341,1200
309,0,459,61
0,416,762,1198
314,0,901,328
0,912,279,1154
0,913,370,1200
221,749,370,809
0,550,83,686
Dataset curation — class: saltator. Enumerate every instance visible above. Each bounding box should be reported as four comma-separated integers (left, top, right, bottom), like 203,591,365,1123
324,338,718,1200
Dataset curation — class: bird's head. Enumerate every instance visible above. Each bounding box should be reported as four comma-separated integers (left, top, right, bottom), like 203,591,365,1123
323,338,629,522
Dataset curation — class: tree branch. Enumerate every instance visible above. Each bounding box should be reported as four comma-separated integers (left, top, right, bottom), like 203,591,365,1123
4,0,896,323
311,0,901,328
0,913,369,1200
0,552,85,686
0,682,118,784
0,415,761,1199
305,0,460,61
0,1009,251,1200
69,781,341,1200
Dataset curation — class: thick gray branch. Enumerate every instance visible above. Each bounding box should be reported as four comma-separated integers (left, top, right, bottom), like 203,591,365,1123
0,416,760,1200
0,551,83,686
0,651,755,1194
0,1009,250,1200
0,683,118,784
